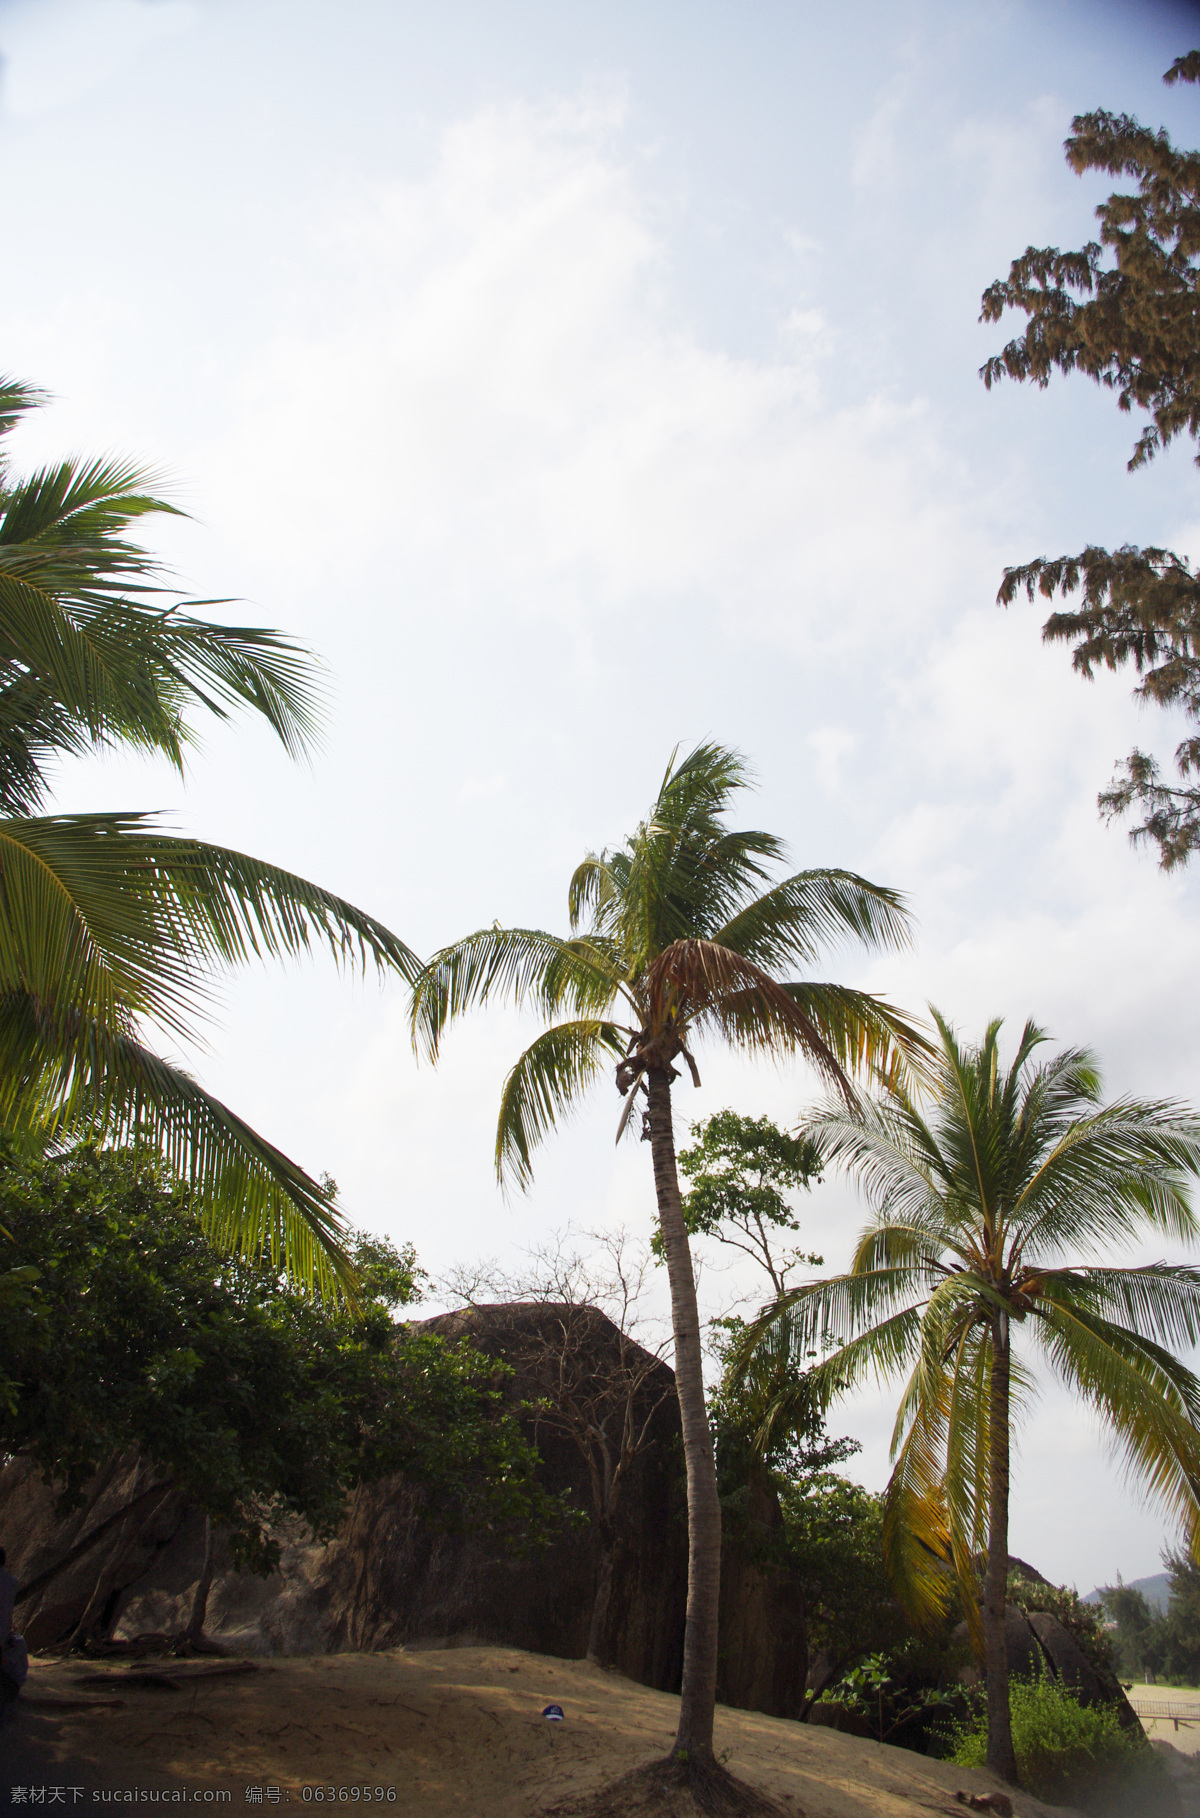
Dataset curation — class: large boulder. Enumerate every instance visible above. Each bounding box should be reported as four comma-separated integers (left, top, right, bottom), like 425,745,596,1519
1024,1609,1143,1734
954,1588,1141,1736
0,1453,188,1652
0,1301,807,1719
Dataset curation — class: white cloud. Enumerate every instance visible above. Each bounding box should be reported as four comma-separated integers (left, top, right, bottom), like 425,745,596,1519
193,93,970,674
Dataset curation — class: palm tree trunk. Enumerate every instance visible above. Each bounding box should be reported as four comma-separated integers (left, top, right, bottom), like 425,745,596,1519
646,1065,721,1765
983,1312,1018,1784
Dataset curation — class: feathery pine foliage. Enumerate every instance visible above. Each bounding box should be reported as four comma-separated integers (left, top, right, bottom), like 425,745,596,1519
411,742,926,1773
982,54,1200,866
0,378,420,1287
737,1010,1200,1780
1099,1580,1162,1677
1103,1550,1200,1683
1150,1549,1200,1683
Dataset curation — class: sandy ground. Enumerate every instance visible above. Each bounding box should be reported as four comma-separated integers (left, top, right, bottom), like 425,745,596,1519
1129,1682,1200,1756
0,1645,1072,1818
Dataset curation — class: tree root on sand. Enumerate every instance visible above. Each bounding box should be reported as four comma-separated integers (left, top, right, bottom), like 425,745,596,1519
539,1755,794,1817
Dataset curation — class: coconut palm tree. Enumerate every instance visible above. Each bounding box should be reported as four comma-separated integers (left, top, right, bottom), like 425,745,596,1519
410,743,925,1784
0,376,421,1287
738,1010,1200,1783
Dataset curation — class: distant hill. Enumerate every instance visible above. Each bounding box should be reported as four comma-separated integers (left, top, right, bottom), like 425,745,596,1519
1083,1572,1170,1613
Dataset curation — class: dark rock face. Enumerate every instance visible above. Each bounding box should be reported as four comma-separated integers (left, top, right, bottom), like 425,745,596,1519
955,1600,1142,1735
1,1454,188,1652
0,1301,807,1719
1024,1610,1143,1734
413,1304,688,1687
716,1468,807,1720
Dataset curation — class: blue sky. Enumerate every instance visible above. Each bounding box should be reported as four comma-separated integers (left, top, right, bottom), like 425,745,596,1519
4,0,1200,1588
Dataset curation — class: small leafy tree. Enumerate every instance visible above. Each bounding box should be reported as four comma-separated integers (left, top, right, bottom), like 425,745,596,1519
818,1651,955,1747
777,1476,904,1709
705,1316,900,1721
668,1110,825,1298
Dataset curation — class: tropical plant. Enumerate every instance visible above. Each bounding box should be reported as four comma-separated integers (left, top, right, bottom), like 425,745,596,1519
818,1650,954,1747
410,742,923,1795
947,1675,1149,1810
0,1142,560,1651
0,377,420,1286
981,52,1200,867
737,1011,1200,1783
664,1109,825,1298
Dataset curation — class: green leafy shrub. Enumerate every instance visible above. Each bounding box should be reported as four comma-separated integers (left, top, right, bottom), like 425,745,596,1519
0,1144,567,1572
947,1677,1145,1806
817,1650,957,1745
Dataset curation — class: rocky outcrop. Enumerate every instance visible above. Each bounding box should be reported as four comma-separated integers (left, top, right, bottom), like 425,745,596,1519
0,1301,807,1720
1,1454,188,1652
956,1600,1142,1734
717,1468,807,1720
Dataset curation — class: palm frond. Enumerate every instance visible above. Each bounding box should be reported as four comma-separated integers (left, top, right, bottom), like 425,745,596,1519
621,744,785,954
0,434,324,782
737,1272,927,1391
0,378,46,451
1031,1263,1200,1353
849,1219,955,1274
940,1324,992,1646
882,1369,957,1628
0,814,421,1048
496,1019,628,1191
642,940,858,1098
780,983,933,1090
0,1001,351,1294
1012,1102,1200,1254
715,869,914,971
807,1097,968,1241
410,926,624,1062
1031,1297,1200,1553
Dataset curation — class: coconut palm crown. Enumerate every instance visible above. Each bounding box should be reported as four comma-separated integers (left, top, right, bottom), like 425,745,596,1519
411,742,927,1777
0,376,421,1289
737,1009,1200,1782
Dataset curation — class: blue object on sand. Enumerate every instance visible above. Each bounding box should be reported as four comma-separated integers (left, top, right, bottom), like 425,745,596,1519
543,1704,565,1721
